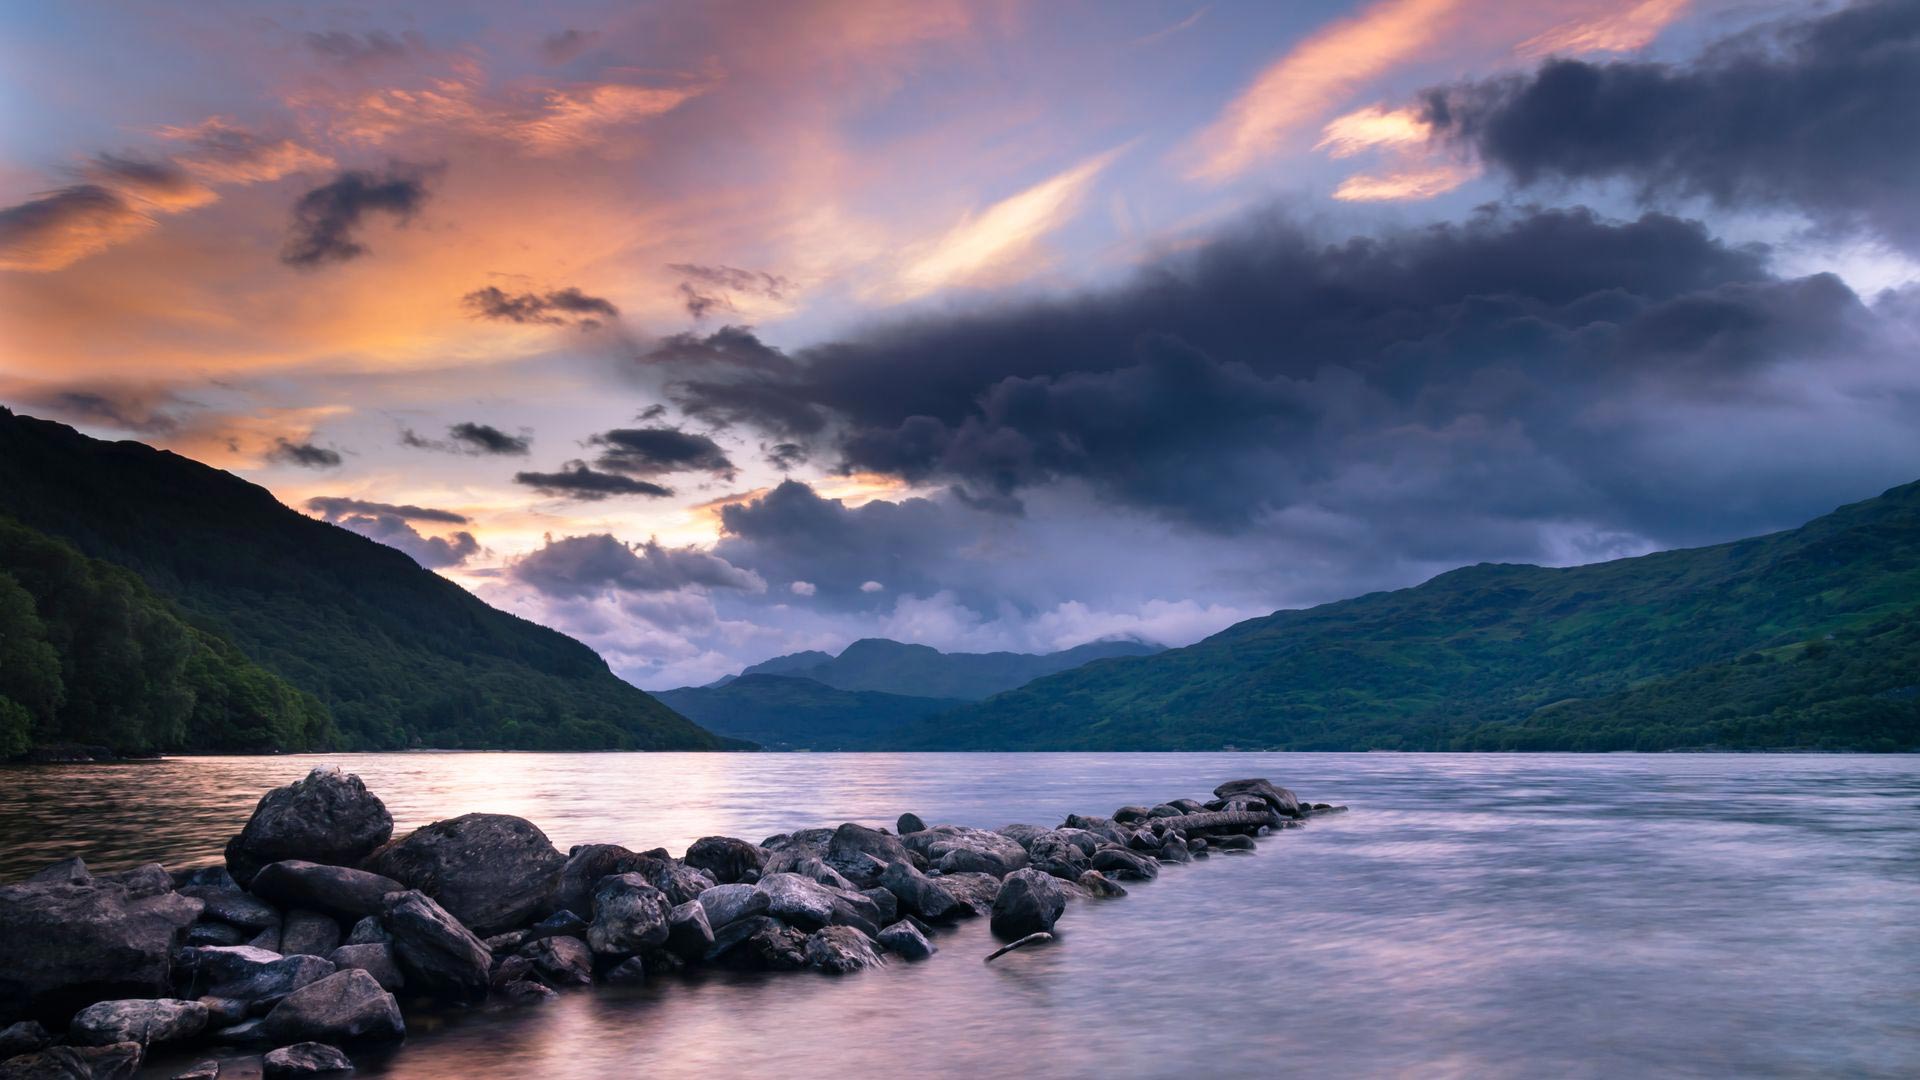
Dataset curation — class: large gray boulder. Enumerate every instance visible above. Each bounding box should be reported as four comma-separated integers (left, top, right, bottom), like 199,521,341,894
279,910,342,959
876,861,960,921
179,886,279,931
585,874,671,958
363,814,563,937
1026,831,1091,880
325,944,402,992
174,946,335,1008
876,920,935,960
519,936,592,987
262,1042,354,1077
704,916,807,971
903,826,1028,878
804,926,883,974
249,862,401,920
682,837,765,885
1212,778,1303,818
380,890,490,1004
825,824,910,885
260,969,403,1045
935,872,1003,916
225,767,392,886
990,869,1067,939
67,999,208,1047
664,901,713,961
0,868,202,1024
694,884,769,931
754,873,835,930
1091,846,1159,881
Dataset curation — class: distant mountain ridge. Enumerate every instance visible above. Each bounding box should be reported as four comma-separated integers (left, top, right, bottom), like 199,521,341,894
0,409,732,752
711,636,1166,700
919,480,1920,752
655,674,969,750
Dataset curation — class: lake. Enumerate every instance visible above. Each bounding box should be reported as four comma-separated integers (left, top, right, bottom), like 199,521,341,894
3,752,1917,1079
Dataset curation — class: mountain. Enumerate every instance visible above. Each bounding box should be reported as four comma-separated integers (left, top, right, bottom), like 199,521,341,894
654,675,969,750
925,481,1920,752
0,409,731,752
717,637,1167,700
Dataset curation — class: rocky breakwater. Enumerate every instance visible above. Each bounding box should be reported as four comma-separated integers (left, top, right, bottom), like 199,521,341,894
0,767,1345,1077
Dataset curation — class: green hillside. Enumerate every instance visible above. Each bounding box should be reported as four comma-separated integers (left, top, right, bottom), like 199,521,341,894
730,637,1165,700
0,409,731,752
925,481,1920,751
654,674,969,750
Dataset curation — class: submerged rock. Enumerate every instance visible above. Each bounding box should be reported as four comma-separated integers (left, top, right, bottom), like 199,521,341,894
225,767,392,887
363,814,563,937
67,998,208,1047
989,869,1067,940
0,866,202,1024
1076,870,1127,898
260,969,403,1045
261,1041,353,1078
380,891,491,1004
876,921,935,961
805,926,883,974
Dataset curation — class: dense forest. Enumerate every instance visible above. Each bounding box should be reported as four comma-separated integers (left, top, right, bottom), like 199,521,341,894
0,409,733,753
922,481,1920,751
0,518,334,756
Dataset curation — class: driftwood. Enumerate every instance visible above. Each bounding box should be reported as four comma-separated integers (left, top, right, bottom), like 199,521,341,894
1146,810,1277,836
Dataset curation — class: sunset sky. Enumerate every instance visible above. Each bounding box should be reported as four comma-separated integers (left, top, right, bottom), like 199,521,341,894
3,0,1916,687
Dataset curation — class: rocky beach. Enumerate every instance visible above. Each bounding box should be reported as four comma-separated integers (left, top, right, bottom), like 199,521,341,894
0,766,1343,1078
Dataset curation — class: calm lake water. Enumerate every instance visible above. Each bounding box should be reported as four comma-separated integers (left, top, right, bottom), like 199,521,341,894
3,752,1917,1079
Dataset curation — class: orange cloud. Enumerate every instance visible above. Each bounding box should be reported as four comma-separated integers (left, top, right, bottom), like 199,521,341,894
1315,104,1433,159
1521,0,1690,57
1332,163,1478,201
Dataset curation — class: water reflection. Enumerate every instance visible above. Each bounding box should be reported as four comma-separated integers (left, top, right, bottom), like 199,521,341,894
2,753,1917,1078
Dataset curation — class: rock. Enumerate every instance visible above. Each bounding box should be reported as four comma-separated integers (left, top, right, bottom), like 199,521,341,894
996,824,1048,849
876,861,959,922
694,884,769,931
1209,834,1255,851
246,925,282,953
344,918,388,946
324,945,402,992
876,921,935,961
67,998,208,1047
261,1042,354,1077
0,1041,143,1079
225,766,392,887
705,917,807,971
196,997,249,1026
804,926,883,974
825,890,882,939
24,859,90,887
990,869,1067,939
1112,806,1152,823
1053,829,1104,857
904,826,1029,878
362,814,563,937
519,936,592,987
0,1022,50,1059
983,932,1052,963
249,863,400,921
1026,831,1091,880
825,824,909,885
1169,798,1209,814
585,874,671,958
1212,778,1303,818
935,872,1002,916
1090,847,1159,881
186,923,250,948
107,864,174,899
530,909,588,940
858,887,897,925
754,873,836,930
1076,870,1127,898
279,910,342,958
0,873,201,1024
758,851,858,892
172,1060,220,1079
174,867,238,891
664,901,713,961
543,845,640,922
380,890,491,1004
1155,840,1193,864
602,958,647,985
498,979,555,1004
174,946,335,1008
896,813,926,835
260,970,402,1045
682,837,765,885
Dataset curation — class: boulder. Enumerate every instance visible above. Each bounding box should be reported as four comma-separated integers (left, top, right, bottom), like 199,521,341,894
380,891,490,1004
754,874,835,930
1026,832,1091,880
758,852,857,892
704,917,807,971
196,997,249,1026
896,813,926,835
0,1022,50,1059
186,924,250,948
363,814,563,937
664,901,713,961
1155,840,1193,864
174,946,335,1007
67,999,208,1047
324,945,402,992
694,884,769,931
876,921,935,961
858,887,897,925
681,837,765,885
172,1060,221,1079
935,872,1002,916
805,926,883,974
25,859,90,887
344,918,388,946
1076,870,1127,898
1211,779,1303,818
602,957,648,985
544,845,645,921
497,979,555,1004
174,867,238,892
224,767,392,886
1209,834,1255,851
825,824,909,885
876,862,959,922
990,869,1067,939
903,826,1028,878
519,935,592,987
585,875,671,958
107,865,174,899
260,969,403,1045
1112,806,1152,823
1090,847,1159,881
261,1042,353,1078
0,1041,143,1079
1053,829,1104,857
279,910,341,958
0,872,201,1025
249,863,401,921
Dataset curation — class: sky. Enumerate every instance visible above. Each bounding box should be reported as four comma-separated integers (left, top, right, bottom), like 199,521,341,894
2,0,1916,689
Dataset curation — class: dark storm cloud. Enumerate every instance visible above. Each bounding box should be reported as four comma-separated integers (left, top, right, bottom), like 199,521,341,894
267,438,343,468
510,533,762,598
714,480,960,604
306,496,469,524
303,30,411,67
642,324,792,371
463,285,619,329
400,421,532,455
513,461,673,500
334,513,479,569
667,263,793,319
21,386,186,434
1423,0,1920,252
280,164,433,268
765,442,808,470
665,204,1908,548
589,427,735,479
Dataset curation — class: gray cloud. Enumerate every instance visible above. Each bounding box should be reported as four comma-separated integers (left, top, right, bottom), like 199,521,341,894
715,480,965,606
334,513,479,568
400,421,532,456
1423,0,1920,253
509,533,763,598
541,28,599,64
590,427,735,479
267,438,343,468
306,496,469,524
463,285,618,329
514,461,673,500
281,164,433,268
667,263,793,319
304,30,412,68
